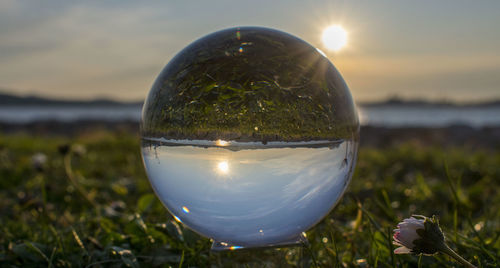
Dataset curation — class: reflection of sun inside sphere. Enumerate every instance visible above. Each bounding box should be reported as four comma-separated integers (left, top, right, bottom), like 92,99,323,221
217,161,229,173
141,26,359,250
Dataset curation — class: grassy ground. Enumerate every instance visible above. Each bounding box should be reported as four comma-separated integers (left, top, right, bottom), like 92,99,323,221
0,130,498,267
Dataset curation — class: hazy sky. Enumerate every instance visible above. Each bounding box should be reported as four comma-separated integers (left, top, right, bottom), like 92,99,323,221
1,0,499,102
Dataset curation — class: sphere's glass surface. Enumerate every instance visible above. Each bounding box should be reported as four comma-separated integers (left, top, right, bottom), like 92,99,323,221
141,27,359,250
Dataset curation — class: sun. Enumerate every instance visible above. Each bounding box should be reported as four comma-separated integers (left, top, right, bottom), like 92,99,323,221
322,25,347,51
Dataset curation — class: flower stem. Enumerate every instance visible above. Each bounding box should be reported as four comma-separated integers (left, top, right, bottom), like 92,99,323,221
64,154,97,208
440,243,477,268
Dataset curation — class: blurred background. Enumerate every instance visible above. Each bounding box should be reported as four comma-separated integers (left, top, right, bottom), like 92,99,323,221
1,0,499,133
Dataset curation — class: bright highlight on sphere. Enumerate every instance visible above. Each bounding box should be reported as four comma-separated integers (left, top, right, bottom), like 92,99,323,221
322,25,347,51
217,161,229,173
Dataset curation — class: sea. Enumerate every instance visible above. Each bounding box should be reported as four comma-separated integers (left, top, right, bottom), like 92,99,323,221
0,104,499,127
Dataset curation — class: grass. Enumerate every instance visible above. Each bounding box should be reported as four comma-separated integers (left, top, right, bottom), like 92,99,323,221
0,131,498,267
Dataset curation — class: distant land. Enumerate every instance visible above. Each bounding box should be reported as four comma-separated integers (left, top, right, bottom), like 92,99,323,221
358,97,500,108
1,92,499,107
0,92,142,107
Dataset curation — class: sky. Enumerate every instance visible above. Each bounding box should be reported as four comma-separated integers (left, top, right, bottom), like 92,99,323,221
1,0,499,102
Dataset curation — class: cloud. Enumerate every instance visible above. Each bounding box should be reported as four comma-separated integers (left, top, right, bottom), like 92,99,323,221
0,3,182,100
1,1,499,101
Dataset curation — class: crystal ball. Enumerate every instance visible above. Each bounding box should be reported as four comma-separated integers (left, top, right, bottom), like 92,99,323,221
141,26,359,250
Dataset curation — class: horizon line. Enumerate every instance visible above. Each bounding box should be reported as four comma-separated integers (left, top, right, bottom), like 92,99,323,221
1,90,499,106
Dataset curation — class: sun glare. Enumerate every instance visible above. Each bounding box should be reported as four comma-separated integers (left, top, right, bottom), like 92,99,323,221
217,161,229,173
322,25,347,51
216,139,229,146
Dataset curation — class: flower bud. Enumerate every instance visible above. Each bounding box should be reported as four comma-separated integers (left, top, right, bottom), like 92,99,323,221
393,215,445,255
31,153,47,172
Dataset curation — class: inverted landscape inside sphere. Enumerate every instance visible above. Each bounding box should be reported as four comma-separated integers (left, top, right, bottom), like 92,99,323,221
141,27,358,142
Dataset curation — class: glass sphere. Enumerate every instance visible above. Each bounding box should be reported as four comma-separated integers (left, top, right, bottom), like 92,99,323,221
141,26,359,250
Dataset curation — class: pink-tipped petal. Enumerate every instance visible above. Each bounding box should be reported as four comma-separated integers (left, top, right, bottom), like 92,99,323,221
403,218,420,226
393,241,403,247
406,221,424,229
394,246,412,254
393,216,426,250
